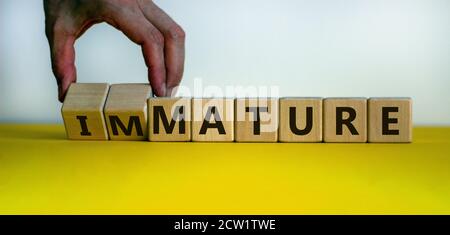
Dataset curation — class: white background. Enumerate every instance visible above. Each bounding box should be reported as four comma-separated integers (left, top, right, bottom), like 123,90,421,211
1,0,449,124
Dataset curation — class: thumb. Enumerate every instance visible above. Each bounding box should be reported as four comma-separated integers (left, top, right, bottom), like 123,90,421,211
46,25,77,102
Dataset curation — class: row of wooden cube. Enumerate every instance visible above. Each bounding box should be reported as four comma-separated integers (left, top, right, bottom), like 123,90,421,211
62,83,412,142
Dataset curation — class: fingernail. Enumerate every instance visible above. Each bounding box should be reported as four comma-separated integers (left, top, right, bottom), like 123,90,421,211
166,86,179,97
154,85,166,97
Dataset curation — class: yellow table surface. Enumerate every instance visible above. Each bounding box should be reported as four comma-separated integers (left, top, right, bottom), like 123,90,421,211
0,124,449,215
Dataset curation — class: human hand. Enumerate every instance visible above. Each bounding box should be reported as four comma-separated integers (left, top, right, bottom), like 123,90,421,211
44,0,185,102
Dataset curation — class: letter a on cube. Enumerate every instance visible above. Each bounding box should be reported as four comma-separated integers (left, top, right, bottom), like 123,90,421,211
192,98,234,142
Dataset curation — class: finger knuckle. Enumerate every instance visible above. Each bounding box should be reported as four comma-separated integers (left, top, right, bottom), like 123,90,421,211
46,20,67,40
148,28,165,46
166,24,186,41
45,20,59,40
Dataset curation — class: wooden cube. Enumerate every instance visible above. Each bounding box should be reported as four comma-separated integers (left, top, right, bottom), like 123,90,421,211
368,98,412,143
235,98,278,142
279,97,322,142
324,98,367,143
61,83,110,140
148,97,191,142
192,98,234,142
104,84,152,141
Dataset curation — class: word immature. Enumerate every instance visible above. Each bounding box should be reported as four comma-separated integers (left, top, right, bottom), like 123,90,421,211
62,84,412,143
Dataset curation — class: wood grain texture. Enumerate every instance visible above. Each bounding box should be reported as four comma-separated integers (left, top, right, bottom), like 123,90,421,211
192,98,234,142
148,97,191,142
61,83,109,140
368,98,412,143
279,98,322,142
324,98,367,143
235,98,278,142
104,84,152,141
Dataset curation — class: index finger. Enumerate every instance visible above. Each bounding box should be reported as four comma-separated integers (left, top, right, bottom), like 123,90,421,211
138,0,185,96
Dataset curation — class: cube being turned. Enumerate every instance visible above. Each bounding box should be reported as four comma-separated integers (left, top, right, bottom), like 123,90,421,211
148,97,191,141
192,98,234,142
62,83,110,140
235,98,279,142
324,98,367,143
104,84,152,140
368,98,412,143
